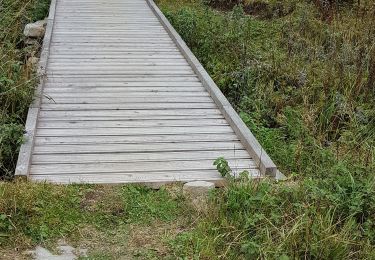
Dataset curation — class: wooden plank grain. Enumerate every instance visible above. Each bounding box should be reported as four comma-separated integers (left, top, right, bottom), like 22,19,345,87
15,0,57,178
29,171,261,184
147,0,280,177
41,96,212,104
32,141,246,154
29,171,226,184
32,150,250,164
40,103,218,110
38,109,222,118
34,133,239,145
35,126,235,137
37,119,229,128
17,0,274,184
30,159,257,175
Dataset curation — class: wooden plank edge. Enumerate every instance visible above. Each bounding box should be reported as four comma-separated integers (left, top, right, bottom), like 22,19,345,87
15,0,57,178
31,179,227,187
146,0,280,177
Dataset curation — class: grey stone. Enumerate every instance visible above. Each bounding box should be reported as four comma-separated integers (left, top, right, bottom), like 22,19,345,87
24,19,47,38
28,241,87,260
183,181,215,196
33,245,76,260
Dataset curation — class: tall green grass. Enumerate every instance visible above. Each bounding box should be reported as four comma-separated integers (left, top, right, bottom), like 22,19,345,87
1,0,374,257
0,0,50,179
157,0,375,258
0,182,187,250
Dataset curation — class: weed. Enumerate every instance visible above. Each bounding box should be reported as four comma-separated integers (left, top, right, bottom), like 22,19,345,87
0,181,190,257
121,185,185,223
0,0,51,179
157,0,375,258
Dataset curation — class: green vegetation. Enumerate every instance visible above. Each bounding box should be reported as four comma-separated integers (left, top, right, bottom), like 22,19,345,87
1,0,375,258
154,0,375,258
0,181,190,258
0,0,50,179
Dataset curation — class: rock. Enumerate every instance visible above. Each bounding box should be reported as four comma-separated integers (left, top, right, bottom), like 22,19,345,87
27,240,87,260
275,170,287,181
24,19,47,38
183,181,215,196
27,57,40,70
183,181,215,212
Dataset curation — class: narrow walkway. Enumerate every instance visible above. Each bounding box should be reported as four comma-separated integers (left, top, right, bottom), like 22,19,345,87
16,0,279,184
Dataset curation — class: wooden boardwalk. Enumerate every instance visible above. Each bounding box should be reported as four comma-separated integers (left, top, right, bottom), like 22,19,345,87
16,0,280,184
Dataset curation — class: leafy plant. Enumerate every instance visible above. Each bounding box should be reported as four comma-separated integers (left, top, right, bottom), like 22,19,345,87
157,0,375,258
213,157,232,178
0,0,51,179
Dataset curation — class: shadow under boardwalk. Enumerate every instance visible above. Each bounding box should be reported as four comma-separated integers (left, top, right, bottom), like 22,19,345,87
16,0,279,184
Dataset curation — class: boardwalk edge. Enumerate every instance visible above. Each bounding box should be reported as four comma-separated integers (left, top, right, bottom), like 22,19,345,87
147,0,281,177
15,0,57,178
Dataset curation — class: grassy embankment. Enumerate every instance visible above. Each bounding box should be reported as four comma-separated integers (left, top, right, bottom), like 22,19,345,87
1,0,375,259
154,0,375,258
1,0,50,179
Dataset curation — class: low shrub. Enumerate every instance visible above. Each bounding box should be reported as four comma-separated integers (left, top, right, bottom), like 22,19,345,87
157,0,375,257
0,0,51,179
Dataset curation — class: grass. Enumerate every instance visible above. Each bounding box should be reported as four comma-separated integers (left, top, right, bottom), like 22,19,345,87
0,0,50,179
1,0,375,258
0,181,192,258
153,0,375,258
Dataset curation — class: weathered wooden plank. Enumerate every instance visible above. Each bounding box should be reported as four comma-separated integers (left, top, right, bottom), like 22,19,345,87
45,76,200,82
29,170,261,182
46,70,194,77
16,0,280,184
32,150,249,164
30,159,256,175
38,116,225,122
50,48,180,53
38,109,222,118
43,92,209,98
43,87,206,93
43,81,202,86
15,108,39,177
47,68,193,73
55,26,163,29
55,16,159,19
147,0,280,177
54,21,162,25
35,126,235,137
37,119,229,129
40,103,217,110
50,44,176,48
34,133,238,145
29,171,227,184
33,141,245,154
15,0,58,178
53,28,166,32
48,58,187,62
42,96,212,104
46,70,195,75
48,60,188,65
42,92,209,98
48,55,184,59
38,116,224,122
48,62,189,67
51,37,173,44
53,32,169,35
49,62,187,67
